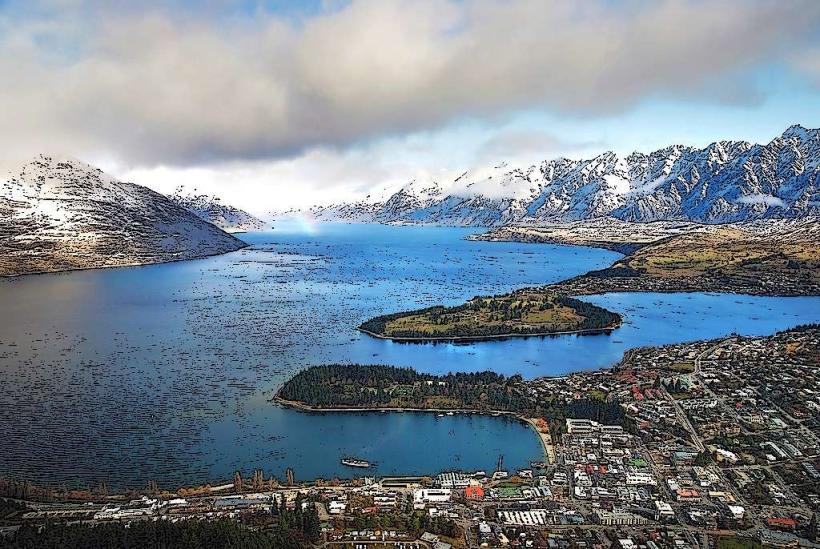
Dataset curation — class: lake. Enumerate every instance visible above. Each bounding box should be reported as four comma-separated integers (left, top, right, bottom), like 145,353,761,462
1,223,818,488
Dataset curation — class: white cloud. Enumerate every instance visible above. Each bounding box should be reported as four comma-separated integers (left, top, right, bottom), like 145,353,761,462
736,193,785,207
1,0,819,169
117,144,461,216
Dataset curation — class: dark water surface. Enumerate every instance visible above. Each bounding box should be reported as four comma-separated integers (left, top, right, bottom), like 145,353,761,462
1,223,818,487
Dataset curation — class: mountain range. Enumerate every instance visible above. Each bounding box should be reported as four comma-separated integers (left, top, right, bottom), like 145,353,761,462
310,124,820,226
0,156,246,276
168,188,266,233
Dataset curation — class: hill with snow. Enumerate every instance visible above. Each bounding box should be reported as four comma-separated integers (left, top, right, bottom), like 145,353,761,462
168,188,267,233
0,156,247,276
311,125,820,226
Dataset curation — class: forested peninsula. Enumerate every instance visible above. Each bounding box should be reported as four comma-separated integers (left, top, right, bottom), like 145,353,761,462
275,364,625,439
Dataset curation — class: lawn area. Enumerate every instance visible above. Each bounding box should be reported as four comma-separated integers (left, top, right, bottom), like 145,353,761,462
717,536,762,549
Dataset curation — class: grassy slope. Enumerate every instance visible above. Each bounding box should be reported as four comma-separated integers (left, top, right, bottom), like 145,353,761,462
615,227,820,281
361,293,620,340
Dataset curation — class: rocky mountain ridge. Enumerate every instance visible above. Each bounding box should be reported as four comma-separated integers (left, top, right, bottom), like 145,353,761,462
311,124,820,226
0,156,246,276
168,188,267,233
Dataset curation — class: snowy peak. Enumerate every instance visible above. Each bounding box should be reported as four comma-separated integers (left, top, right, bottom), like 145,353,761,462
781,124,817,142
0,156,246,276
312,124,820,226
168,187,267,233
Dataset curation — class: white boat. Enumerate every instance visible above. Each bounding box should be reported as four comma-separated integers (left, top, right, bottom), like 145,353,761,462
341,458,372,468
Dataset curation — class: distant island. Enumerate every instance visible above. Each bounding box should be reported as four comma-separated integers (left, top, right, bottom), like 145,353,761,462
358,292,621,342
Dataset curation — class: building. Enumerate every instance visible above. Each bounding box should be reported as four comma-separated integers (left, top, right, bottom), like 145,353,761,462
654,500,674,522
727,505,745,520
626,472,657,486
566,419,600,435
596,510,650,526
328,500,346,514
413,489,452,505
465,485,485,500
437,472,471,489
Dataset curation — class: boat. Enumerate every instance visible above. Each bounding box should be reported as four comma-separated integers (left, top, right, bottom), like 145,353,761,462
341,457,373,468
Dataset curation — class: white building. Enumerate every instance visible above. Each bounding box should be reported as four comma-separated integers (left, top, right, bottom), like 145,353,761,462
437,472,471,489
654,500,674,521
414,488,452,505
626,472,657,486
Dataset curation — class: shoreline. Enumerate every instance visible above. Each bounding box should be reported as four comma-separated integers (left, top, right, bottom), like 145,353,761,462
0,243,249,279
274,396,552,465
356,321,622,343
274,395,523,417
466,232,643,255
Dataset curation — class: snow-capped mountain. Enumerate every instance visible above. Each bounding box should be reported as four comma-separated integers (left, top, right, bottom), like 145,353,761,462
168,187,267,233
311,125,820,225
0,156,247,276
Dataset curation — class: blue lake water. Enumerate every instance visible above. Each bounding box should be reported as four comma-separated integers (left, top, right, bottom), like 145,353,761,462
1,223,818,488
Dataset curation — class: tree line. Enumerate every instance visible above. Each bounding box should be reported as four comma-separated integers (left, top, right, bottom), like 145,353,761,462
277,364,529,412
0,520,303,549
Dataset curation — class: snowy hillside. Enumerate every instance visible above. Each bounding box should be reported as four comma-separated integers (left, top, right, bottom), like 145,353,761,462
311,125,820,226
0,156,247,276
168,188,267,233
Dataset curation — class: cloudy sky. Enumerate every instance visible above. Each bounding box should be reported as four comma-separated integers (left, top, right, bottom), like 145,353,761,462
2,0,820,215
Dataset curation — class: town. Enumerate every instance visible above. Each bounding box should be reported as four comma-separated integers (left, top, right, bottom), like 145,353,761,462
2,325,818,548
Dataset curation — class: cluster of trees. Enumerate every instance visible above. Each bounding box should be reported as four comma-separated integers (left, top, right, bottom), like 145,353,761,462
563,398,625,426
359,293,620,340
346,508,460,540
0,520,302,549
555,296,621,330
0,498,25,520
662,377,689,395
272,493,321,543
277,364,530,412
468,296,551,322
0,478,64,502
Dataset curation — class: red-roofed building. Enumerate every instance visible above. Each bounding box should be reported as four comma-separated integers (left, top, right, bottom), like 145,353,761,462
465,485,484,500
767,517,797,530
